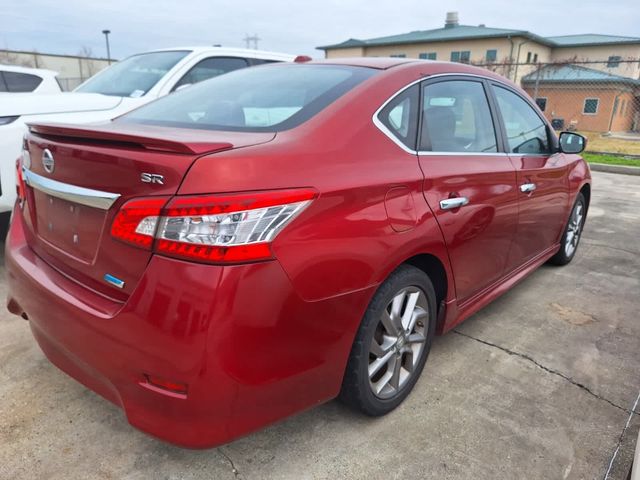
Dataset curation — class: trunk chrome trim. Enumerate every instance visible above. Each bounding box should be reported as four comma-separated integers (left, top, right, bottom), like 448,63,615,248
22,168,121,210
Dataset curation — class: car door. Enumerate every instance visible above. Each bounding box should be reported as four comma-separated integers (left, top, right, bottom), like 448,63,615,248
418,77,519,303
490,83,569,269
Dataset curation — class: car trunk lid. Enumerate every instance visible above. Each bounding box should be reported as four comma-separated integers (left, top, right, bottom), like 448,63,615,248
20,122,275,300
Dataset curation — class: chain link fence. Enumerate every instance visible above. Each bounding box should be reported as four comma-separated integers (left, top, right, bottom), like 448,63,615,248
471,59,640,152
56,77,85,91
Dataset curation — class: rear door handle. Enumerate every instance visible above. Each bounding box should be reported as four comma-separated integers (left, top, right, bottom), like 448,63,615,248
440,197,469,210
520,183,537,193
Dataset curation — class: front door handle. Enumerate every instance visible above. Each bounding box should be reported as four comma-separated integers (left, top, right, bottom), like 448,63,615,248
440,197,469,210
520,183,537,193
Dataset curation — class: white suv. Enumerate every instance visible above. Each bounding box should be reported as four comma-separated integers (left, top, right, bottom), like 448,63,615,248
0,47,295,230
0,65,62,94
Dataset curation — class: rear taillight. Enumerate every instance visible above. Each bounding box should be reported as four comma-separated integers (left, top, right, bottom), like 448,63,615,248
16,159,26,202
111,197,169,249
111,189,316,263
16,137,30,203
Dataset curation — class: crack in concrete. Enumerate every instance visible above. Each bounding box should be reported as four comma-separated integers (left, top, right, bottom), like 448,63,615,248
453,330,637,415
218,448,241,478
603,390,640,480
581,241,640,257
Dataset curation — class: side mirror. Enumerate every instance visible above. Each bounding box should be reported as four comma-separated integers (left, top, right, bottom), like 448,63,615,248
558,132,586,154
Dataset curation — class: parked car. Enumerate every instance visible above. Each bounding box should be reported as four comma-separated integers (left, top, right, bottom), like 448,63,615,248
0,47,295,232
5,58,591,448
0,64,62,94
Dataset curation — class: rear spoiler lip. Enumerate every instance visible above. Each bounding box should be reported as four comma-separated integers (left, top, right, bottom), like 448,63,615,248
27,122,234,155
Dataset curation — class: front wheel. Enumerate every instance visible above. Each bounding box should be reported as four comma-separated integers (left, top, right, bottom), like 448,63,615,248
549,192,586,266
339,265,436,416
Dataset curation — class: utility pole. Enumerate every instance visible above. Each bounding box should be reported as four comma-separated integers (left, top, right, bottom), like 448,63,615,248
243,34,260,50
102,29,112,64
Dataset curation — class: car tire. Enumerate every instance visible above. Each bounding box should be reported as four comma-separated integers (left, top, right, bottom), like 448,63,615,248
549,192,587,266
0,212,11,241
339,264,437,416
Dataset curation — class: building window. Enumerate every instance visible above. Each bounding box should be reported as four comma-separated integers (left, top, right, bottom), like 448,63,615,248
583,98,599,115
419,52,437,60
451,51,470,63
533,53,539,63
535,97,547,112
486,49,497,62
526,52,532,63
607,56,622,68
390,54,406,58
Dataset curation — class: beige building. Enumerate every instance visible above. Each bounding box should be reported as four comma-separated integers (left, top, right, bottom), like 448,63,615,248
0,49,112,90
318,12,640,83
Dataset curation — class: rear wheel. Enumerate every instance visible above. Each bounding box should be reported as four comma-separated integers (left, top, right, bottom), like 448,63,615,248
549,192,586,266
340,265,436,416
0,212,11,241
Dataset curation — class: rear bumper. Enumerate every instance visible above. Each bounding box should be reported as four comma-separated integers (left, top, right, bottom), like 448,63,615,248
5,209,373,448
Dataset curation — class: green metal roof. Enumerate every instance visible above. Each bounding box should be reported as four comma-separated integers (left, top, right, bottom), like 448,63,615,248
318,26,640,51
521,64,640,86
546,34,640,47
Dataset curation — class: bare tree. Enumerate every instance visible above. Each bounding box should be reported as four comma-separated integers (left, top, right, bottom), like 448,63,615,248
77,45,97,77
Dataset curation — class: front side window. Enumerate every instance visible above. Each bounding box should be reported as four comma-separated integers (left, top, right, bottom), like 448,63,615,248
493,85,550,154
120,64,376,132
2,71,43,92
583,98,599,114
75,50,190,97
420,80,497,153
377,84,419,149
173,57,249,91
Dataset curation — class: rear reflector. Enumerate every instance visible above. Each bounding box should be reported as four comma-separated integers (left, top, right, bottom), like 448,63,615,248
111,189,316,263
142,374,188,398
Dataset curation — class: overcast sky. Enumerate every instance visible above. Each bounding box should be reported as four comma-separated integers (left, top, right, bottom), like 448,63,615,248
1,0,639,60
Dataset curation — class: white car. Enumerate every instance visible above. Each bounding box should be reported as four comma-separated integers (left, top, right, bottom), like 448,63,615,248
0,47,295,229
0,64,62,94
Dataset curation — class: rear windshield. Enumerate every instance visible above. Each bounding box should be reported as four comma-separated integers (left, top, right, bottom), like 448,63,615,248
119,64,376,132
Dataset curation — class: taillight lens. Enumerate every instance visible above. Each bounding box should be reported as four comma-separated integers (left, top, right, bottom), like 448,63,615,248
111,189,316,263
111,197,169,249
16,159,26,202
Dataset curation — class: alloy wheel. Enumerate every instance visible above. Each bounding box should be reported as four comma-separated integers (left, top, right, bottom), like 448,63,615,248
368,287,429,399
564,201,584,258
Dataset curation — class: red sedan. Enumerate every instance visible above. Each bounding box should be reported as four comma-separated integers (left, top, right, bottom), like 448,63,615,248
5,58,591,448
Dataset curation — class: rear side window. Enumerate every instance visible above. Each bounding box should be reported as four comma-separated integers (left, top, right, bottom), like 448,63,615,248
493,85,550,154
172,57,249,91
420,80,497,153
377,84,419,150
121,64,376,132
2,71,43,92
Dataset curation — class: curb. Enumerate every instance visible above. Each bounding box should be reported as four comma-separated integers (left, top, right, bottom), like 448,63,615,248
589,163,640,176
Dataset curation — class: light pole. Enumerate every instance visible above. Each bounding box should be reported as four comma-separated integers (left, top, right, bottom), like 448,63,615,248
102,29,111,64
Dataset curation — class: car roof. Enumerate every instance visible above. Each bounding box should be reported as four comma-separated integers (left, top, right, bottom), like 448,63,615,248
308,57,415,70
146,46,296,61
307,57,517,84
0,64,58,77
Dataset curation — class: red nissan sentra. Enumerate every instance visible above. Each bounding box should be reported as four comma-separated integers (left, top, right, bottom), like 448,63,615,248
5,58,591,448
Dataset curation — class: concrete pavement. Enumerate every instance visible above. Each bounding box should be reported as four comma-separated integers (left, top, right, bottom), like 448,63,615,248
0,170,638,479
